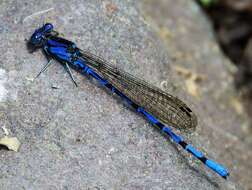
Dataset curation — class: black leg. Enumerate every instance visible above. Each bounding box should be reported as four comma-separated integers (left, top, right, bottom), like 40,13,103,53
64,62,78,87
33,59,54,80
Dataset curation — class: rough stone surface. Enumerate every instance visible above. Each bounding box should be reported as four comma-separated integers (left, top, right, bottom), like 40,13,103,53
0,0,251,189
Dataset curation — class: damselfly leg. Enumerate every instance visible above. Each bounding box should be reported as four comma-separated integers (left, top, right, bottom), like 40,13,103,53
33,59,54,80
64,62,78,87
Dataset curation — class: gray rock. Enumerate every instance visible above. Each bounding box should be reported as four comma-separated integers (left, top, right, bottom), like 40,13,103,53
0,0,251,189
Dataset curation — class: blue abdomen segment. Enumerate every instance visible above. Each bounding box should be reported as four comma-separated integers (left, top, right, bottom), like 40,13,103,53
205,159,229,178
73,59,87,70
186,145,229,178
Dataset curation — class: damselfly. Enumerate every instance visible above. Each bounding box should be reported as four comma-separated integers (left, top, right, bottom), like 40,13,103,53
27,23,229,178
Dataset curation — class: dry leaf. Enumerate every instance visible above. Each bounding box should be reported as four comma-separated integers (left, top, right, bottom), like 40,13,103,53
0,136,21,152
25,77,34,82
174,66,206,98
174,65,192,78
185,78,199,98
1,125,9,136
230,97,244,115
159,27,173,40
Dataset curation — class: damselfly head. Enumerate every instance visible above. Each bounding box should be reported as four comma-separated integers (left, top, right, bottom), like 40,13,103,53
27,23,54,52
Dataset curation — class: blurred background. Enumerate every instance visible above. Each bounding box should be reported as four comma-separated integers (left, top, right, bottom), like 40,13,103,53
198,0,252,125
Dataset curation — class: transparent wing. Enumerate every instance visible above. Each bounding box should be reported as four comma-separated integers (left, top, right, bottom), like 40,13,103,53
79,50,197,130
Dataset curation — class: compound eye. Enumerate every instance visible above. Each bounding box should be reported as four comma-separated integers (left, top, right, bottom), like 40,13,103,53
44,23,53,33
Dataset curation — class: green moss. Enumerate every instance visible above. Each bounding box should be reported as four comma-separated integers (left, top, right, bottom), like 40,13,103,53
199,0,218,7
